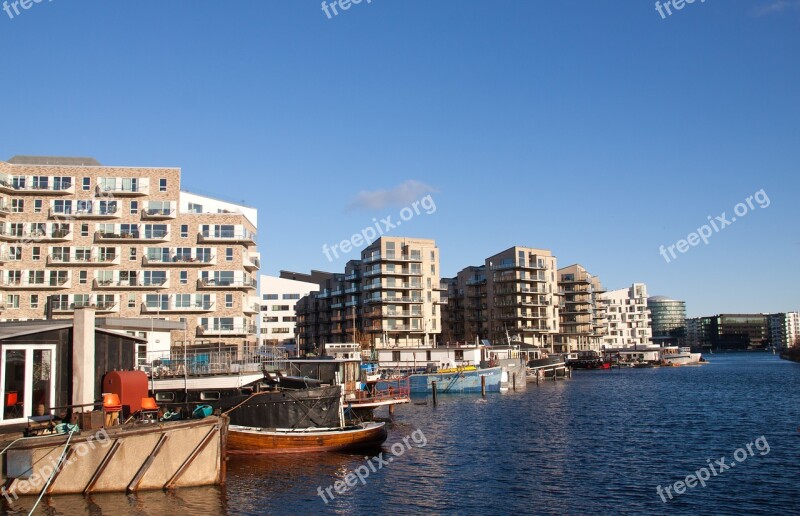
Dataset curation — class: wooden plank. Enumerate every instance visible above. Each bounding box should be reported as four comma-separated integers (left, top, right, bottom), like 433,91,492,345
164,425,218,490
126,434,169,493
83,439,121,495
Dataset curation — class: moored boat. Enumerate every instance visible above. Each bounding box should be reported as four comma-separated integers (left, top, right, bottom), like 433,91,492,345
227,421,387,454
660,346,703,366
408,366,502,393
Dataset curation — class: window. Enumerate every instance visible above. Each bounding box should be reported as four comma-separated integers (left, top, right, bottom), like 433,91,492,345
130,200,138,215
30,294,39,309
283,316,297,322
9,247,22,261
272,305,290,311
34,199,42,213
81,224,89,237
188,203,203,214
127,294,136,308
226,248,233,262
392,351,400,362
53,199,72,214
225,294,233,308
180,271,188,285
263,294,279,300
129,248,137,261
180,224,188,238
82,177,91,191
11,199,23,213
263,316,279,323
79,271,88,285
159,178,167,192
282,294,300,300
32,247,41,260
32,176,49,190
431,264,436,275
271,328,291,334
7,294,20,309
53,177,72,191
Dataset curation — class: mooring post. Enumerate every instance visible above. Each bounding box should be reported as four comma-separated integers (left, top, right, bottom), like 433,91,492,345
481,375,486,397
536,371,540,386
431,381,438,407
512,372,517,392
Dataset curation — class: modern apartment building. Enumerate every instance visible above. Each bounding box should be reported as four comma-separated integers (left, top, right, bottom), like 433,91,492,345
556,264,606,352
295,237,443,353
601,283,652,348
648,295,687,346
0,156,260,354
767,312,800,349
441,246,560,349
259,274,319,353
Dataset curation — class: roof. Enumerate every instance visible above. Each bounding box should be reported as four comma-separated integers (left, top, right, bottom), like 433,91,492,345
0,320,147,343
7,155,102,166
648,295,681,302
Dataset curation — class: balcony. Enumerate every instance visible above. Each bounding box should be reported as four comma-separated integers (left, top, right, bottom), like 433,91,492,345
363,269,382,277
197,278,257,290
93,278,169,290
0,229,72,242
6,181,75,195
142,301,215,314
345,273,361,281
344,287,361,294
436,297,449,305
364,297,423,304
243,254,261,272
243,302,261,315
198,230,256,245
47,253,119,266
466,278,486,286
95,183,149,196
196,324,257,337
0,252,7,265
380,254,423,263
95,229,170,243
0,202,9,217
65,207,122,219
141,208,177,220
1,277,71,289
142,254,215,267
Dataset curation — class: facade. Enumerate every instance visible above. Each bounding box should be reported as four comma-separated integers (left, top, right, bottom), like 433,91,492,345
295,237,444,353
601,283,652,348
259,274,319,353
648,296,687,346
767,312,800,349
441,246,560,349
0,156,260,353
556,264,606,352
686,314,769,351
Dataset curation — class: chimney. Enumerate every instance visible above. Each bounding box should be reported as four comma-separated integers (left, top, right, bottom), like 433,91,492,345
72,306,96,409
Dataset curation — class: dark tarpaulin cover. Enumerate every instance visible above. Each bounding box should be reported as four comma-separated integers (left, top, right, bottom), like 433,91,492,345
227,386,342,429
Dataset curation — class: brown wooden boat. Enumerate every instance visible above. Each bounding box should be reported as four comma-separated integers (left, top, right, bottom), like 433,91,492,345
227,421,387,454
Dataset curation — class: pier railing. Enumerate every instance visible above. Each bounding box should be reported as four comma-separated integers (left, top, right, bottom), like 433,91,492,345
142,346,288,377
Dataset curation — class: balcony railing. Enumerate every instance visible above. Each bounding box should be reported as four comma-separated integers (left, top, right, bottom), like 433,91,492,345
197,278,257,290
1,277,70,289
93,278,168,289
142,301,215,313
95,183,149,196
6,182,74,194
198,230,256,244
47,254,118,266
141,208,177,220
196,324,257,336
243,255,261,271
143,254,215,266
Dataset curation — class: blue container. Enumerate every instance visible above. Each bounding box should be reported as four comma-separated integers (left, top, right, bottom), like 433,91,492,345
192,405,213,419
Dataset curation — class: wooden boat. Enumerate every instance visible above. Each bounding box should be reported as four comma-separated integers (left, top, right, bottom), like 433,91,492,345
227,421,387,454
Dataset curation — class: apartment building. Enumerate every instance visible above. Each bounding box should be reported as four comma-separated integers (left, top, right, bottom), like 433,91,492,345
260,274,319,353
0,156,260,354
601,283,652,348
767,312,800,349
441,247,560,349
556,264,606,352
295,237,443,353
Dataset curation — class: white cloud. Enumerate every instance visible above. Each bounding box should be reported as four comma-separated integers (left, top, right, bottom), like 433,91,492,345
751,0,800,16
347,180,437,211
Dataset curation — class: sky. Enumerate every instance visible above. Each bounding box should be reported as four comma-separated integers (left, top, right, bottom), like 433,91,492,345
0,0,798,317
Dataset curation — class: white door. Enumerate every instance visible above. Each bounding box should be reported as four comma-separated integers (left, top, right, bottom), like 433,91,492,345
1,345,57,425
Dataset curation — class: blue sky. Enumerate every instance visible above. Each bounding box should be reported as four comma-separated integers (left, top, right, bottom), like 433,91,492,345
0,0,798,317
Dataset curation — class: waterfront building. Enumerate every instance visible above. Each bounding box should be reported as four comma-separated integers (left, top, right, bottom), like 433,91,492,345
648,296,687,346
601,283,652,348
767,312,799,349
259,274,319,354
441,246,559,349
687,314,769,351
556,264,606,352
0,155,260,354
295,237,443,353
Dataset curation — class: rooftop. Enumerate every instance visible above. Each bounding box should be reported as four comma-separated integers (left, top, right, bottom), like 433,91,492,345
7,155,102,166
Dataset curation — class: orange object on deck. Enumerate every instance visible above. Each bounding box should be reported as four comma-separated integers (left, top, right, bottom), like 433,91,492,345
102,370,148,413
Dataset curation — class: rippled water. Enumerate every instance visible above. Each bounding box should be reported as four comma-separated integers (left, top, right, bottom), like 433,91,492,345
4,353,799,515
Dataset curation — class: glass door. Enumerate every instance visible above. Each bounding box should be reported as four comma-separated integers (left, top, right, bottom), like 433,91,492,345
0,345,57,424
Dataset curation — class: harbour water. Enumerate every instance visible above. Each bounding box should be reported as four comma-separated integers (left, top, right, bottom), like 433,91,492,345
3,353,798,515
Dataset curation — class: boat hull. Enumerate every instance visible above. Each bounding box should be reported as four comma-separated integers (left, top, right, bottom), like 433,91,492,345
227,422,387,454
661,353,703,366
408,366,502,394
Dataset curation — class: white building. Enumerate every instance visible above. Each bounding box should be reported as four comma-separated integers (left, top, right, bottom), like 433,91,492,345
768,312,800,349
601,283,652,348
260,275,319,354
